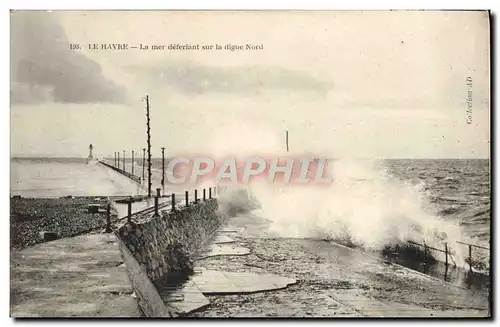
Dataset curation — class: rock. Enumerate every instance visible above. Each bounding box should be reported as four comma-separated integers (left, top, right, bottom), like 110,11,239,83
87,204,102,213
39,231,58,242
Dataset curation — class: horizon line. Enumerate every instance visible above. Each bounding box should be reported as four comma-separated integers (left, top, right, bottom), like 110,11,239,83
10,155,490,160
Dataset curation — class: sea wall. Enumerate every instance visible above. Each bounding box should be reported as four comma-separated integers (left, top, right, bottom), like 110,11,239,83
98,160,141,183
117,199,222,284
117,236,175,317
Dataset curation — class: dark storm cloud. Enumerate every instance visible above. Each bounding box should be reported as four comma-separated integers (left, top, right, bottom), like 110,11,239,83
126,60,332,95
10,11,126,104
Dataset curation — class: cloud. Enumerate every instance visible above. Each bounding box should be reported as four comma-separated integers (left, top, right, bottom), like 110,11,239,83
126,60,332,96
10,11,126,104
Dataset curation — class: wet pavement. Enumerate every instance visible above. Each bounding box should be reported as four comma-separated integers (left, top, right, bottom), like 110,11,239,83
186,211,489,317
10,234,140,317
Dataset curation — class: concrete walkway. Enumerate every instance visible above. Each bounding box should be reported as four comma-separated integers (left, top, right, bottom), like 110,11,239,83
11,160,144,198
10,234,140,317
188,211,489,318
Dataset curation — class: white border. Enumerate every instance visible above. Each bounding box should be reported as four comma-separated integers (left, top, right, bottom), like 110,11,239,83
2,1,497,327
2,0,499,10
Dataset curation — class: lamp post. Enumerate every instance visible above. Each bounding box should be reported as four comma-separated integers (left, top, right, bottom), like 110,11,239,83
161,147,165,187
144,95,152,197
132,150,135,175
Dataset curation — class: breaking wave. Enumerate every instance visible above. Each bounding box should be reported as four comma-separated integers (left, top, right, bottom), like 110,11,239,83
206,122,485,271
247,159,472,268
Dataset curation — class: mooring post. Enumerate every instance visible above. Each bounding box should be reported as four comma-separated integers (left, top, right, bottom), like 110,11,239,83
469,244,473,272
106,202,111,232
171,193,176,210
195,189,198,203
185,191,189,206
444,243,448,266
203,188,206,201
209,187,212,199
127,198,132,223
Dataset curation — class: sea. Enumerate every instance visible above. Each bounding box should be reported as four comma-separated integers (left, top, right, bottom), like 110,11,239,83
10,157,491,267
385,159,490,248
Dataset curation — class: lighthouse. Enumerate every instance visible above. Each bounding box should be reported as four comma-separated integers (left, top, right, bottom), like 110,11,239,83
86,144,95,164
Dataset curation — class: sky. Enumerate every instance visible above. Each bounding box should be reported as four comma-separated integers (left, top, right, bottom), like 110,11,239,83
10,10,490,158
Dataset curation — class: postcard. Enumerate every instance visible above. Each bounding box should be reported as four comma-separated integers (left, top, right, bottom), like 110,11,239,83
10,10,491,318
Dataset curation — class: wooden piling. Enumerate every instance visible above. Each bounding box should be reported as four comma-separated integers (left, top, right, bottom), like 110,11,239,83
172,193,176,210
203,189,206,201
195,189,198,203
209,187,212,199
185,191,189,206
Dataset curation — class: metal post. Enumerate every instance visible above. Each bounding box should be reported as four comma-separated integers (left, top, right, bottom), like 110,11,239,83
142,148,146,183
203,188,206,201
286,130,289,152
185,191,189,206
132,150,135,175
424,242,428,264
444,243,448,266
106,202,111,233
127,198,132,223
171,193,176,210
154,188,160,217
117,151,120,169
195,189,198,203
469,245,473,272
123,150,126,171
209,187,212,199
161,147,165,187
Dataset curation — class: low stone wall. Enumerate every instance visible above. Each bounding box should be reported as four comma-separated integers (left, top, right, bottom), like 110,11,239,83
117,199,222,284
117,236,175,317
